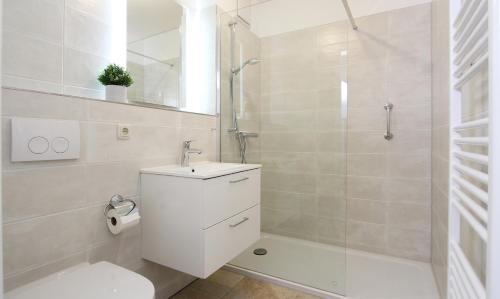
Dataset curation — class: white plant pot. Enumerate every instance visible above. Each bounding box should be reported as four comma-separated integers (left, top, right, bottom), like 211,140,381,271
105,85,128,103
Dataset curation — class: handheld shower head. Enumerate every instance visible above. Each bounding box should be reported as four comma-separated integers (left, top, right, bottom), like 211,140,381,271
232,58,262,75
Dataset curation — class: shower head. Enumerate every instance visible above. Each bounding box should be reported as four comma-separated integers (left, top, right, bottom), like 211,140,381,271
232,58,262,75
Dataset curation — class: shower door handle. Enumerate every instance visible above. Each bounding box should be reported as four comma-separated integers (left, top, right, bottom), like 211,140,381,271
384,102,394,140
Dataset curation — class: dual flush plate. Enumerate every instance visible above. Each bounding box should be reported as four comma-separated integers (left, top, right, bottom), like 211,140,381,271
11,117,132,162
11,117,80,162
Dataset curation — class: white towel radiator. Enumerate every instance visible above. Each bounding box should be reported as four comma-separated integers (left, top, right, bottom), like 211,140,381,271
448,0,500,298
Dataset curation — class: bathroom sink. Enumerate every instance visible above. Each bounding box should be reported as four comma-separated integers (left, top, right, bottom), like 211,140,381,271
141,162,261,179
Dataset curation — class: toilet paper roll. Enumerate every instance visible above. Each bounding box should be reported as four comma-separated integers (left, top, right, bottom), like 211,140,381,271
107,208,141,235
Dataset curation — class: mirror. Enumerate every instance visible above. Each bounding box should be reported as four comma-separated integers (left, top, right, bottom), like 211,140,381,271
2,0,217,115
127,0,182,109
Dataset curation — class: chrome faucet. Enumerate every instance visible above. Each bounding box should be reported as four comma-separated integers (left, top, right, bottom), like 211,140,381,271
181,140,202,167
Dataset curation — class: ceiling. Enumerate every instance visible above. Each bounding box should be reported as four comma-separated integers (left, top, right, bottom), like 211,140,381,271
229,0,432,37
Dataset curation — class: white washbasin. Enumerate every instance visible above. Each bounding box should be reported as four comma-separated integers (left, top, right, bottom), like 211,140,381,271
141,162,261,179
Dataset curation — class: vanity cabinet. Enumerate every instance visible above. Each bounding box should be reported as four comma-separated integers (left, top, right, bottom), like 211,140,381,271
140,164,261,278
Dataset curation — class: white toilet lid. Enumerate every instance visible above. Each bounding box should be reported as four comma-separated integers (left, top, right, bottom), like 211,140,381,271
5,262,155,299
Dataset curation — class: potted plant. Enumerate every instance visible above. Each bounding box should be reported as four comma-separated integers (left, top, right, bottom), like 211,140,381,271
98,64,134,103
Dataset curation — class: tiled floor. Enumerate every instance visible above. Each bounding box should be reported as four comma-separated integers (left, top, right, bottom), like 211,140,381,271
171,269,320,299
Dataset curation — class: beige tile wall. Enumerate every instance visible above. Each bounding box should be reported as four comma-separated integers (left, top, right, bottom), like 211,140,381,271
2,88,217,297
431,0,449,296
345,3,432,262
258,21,349,246
347,4,431,261
256,4,432,262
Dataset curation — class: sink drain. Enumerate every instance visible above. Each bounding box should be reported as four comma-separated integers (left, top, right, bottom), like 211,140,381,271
253,248,267,255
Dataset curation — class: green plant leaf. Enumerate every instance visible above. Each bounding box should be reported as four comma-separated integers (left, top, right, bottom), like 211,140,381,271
98,64,134,87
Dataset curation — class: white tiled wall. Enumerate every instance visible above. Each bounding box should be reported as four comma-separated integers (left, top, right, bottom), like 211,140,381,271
1,88,216,297
3,0,122,99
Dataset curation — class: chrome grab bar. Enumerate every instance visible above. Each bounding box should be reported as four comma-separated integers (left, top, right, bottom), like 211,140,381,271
384,102,394,140
229,217,249,228
229,177,249,184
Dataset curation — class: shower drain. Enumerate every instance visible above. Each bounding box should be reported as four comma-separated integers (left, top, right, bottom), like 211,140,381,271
253,248,267,255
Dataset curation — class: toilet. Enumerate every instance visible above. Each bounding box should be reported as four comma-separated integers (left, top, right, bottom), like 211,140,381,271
5,262,155,299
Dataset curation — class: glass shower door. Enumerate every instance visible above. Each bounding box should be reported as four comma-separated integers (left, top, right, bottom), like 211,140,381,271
218,1,348,295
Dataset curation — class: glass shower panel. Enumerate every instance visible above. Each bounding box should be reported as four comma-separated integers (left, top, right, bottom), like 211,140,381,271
219,11,262,165
218,0,348,295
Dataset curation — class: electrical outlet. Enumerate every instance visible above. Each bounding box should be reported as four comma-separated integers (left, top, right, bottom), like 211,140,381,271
117,124,131,140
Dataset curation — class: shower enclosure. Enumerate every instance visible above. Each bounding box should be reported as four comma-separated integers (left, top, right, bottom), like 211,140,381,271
218,1,349,295
218,1,438,298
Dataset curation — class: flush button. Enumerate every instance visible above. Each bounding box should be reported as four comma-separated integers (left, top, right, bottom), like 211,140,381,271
52,137,69,153
28,136,49,154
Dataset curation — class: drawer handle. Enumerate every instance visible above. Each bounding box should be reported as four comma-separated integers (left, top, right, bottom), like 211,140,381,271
229,217,249,228
229,177,249,184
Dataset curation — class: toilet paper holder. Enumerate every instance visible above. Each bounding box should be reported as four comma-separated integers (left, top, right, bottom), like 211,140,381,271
104,194,136,219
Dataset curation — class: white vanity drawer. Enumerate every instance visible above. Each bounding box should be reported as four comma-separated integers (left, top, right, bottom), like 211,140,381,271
203,205,260,277
202,169,260,228
141,163,262,279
